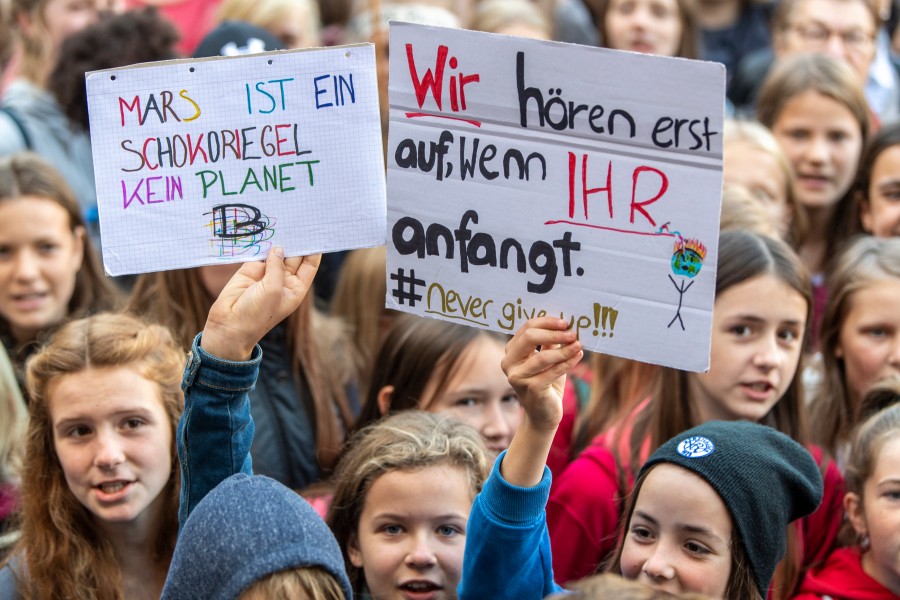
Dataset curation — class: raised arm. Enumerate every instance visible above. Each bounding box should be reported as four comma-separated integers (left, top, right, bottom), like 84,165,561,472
459,317,582,600
177,249,321,527
501,317,582,486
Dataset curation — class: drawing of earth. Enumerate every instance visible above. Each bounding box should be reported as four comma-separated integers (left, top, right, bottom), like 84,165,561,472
671,248,704,278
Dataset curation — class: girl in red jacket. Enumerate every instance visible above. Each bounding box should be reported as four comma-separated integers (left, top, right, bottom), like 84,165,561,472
794,403,900,599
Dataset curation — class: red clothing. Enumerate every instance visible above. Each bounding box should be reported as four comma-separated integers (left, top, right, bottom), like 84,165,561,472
547,399,649,583
793,547,897,599
547,408,845,589
125,0,221,56
0,481,18,522
547,439,624,582
547,378,579,481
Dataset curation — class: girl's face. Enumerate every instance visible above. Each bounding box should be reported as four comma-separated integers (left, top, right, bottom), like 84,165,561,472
349,464,473,600
49,365,173,528
604,0,683,57
35,0,99,56
771,89,863,213
423,337,521,456
862,144,900,238
620,464,733,597
846,435,900,595
688,274,807,424
0,196,84,344
836,278,900,404
723,141,791,237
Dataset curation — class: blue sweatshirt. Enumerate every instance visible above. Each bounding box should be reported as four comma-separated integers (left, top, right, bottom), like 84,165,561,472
458,451,566,600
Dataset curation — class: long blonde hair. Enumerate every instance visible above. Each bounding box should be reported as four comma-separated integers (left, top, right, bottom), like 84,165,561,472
4,313,182,600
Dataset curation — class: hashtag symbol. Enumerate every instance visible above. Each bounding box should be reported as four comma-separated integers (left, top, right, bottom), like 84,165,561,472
391,268,425,307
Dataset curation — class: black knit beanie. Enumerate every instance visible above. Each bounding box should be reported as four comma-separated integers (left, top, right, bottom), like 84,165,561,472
639,421,823,595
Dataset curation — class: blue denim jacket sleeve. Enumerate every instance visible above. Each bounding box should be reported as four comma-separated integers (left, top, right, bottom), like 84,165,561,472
177,332,262,529
458,450,567,600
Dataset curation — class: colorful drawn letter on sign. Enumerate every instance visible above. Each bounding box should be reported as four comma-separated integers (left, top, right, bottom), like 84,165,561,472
385,23,725,372
86,44,385,276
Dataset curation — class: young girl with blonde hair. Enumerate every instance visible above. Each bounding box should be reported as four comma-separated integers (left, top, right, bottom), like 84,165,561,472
329,410,490,599
168,249,486,600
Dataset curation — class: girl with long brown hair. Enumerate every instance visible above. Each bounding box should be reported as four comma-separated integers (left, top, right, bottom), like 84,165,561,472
0,312,183,599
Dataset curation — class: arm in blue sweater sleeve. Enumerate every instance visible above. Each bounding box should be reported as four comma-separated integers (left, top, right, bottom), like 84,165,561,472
177,333,261,529
458,451,566,600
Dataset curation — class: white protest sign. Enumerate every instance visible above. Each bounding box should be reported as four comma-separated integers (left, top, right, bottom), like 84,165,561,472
87,45,385,276
386,23,724,372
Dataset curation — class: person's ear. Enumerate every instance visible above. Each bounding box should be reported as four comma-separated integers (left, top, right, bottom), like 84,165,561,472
377,385,394,415
845,492,867,538
859,193,875,234
348,534,364,568
71,225,86,271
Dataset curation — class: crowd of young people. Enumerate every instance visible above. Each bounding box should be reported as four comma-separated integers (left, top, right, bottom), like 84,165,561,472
0,0,898,598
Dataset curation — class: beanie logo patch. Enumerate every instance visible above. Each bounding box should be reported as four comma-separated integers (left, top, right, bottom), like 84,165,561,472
677,436,715,458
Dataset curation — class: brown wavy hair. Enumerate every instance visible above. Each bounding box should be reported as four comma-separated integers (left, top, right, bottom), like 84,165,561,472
127,268,354,471
3,312,182,599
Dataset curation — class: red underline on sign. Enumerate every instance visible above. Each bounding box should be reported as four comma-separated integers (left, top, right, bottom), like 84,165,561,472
405,112,482,127
544,220,678,238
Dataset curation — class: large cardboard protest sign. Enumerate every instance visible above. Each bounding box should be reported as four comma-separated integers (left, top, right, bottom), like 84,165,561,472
386,23,725,371
87,45,385,276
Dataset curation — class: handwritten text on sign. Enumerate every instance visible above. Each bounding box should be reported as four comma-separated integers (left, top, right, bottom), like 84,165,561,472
385,24,725,371
87,45,385,276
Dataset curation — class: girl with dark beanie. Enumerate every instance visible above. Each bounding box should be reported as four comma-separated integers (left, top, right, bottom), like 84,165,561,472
458,316,823,599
